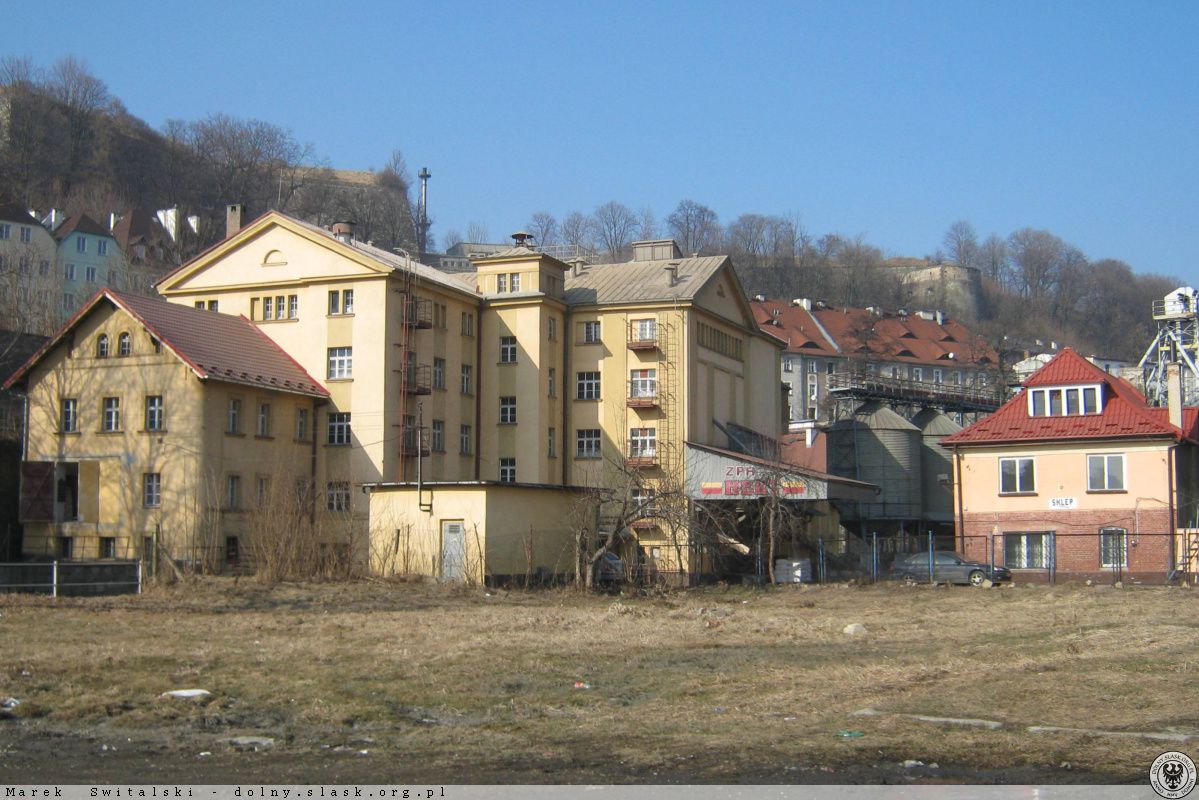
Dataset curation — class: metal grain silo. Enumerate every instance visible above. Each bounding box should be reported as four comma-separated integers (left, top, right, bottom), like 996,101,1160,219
828,402,922,523
912,408,962,524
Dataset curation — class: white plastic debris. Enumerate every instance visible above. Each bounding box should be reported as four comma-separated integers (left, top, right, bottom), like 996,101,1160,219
842,623,867,636
0,697,20,709
162,689,211,699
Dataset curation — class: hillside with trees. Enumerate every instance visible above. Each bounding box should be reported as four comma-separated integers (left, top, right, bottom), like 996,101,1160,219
0,56,1178,363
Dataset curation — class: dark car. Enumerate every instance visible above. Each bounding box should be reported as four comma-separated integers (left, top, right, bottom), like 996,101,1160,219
889,551,1011,586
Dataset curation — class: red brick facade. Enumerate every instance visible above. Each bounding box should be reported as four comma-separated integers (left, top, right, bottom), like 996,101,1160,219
960,507,1173,581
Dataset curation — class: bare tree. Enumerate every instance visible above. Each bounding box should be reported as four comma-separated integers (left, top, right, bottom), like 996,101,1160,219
465,221,490,244
560,211,593,251
943,220,979,269
441,228,463,250
977,234,1010,287
1007,227,1067,300
666,199,721,256
637,206,658,241
527,212,558,246
43,57,110,194
591,201,638,262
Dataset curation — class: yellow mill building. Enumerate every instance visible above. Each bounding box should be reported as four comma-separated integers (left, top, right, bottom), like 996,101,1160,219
8,207,873,582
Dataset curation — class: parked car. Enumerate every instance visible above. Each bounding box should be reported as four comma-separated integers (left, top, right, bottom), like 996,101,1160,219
596,552,625,584
889,551,1011,586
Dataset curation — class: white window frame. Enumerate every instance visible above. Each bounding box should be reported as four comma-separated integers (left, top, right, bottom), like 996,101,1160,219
499,457,516,483
500,336,517,364
256,403,271,437
629,427,657,459
326,481,351,512
499,396,517,424
1099,527,1127,569
102,397,121,432
460,364,473,395
576,429,601,459
460,424,472,455
577,371,601,400
327,347,353,379
327,412,351,445
1004,531,1050,569
630,368,657,399
145,395,164,431
431,419,445,452
62,398,78,433
999,456,1035,494
143,473,162,508
433,357,446,389
1087,453,1125,492
582,321,601,344
1028,384,1103,417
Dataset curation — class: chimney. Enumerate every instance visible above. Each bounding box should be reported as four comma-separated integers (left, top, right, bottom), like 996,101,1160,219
792,298,812,310
664,262,679,287
1168,362,1183,430
226,204,245,238
567,257,585,278
331,221,355,244
108,212,121,232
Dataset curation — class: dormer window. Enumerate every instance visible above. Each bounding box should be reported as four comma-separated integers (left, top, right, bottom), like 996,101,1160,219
1027,384,1102,417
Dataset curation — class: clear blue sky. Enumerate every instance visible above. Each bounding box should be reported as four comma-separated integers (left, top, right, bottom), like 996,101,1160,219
8,1,1199,281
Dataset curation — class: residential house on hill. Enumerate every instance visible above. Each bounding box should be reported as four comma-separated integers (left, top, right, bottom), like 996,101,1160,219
942,348,1199,582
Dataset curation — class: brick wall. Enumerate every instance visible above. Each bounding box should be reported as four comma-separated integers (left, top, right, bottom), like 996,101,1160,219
960,507,1174,580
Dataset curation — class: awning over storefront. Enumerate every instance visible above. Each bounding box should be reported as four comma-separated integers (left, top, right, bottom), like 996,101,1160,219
684,442,878,503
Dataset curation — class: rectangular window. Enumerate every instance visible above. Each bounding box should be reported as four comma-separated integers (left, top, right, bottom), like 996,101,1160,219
327,347,353,379
577,371,601,400
576,429,601,458
77,237,86,254
633,318,657,344
952,370,962,385
510,273,521,291
143,473,161,507
85,265,97,282
275,295,285,320
102,397,121,432
630,427,657,459
633,488,657,516
807,375,818,401
19,226,30,243
582,321,601,344
933,368,943,384
783,357,793,373
1065,388,1080,415
999,457,1035,494
1087,453,1125,491
1031,390,1046,417
263,296,274,320
432,357,446,389
327,412,352,445
326,481,350,512
288,295,298,319
256,476,270,508
630,368,657,399
1004,531,1049,569
497,274,507,293
65,263,76,281
145,395,164,431
807,361,818,374
548,367,557,397
61,398,78,433
256,402,272,437
100,536,116,559
0,223,8,239
227,398,242,434
431,420,445,452
499,457,516,483
548,427,556,458
1083,387,1099,414
548,317,557,341
500,336,517,364
1100,527,1127,569
207,300,218,312
461,312,474,336
328,290,340,315
342,289,353,314
226,474,241,510
460,364,473,395
63,293,74,311
295,408,309,440
58,536,73,559
460,424,472,455
500,396,517,424
98,240,108,256
911,367,923,382
1048,389,1063,416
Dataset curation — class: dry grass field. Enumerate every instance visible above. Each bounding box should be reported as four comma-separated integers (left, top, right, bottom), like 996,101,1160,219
1,578,1197,784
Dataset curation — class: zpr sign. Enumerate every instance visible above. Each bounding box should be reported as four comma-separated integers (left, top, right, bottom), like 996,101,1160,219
699,465,807,498
1049,497,1077,510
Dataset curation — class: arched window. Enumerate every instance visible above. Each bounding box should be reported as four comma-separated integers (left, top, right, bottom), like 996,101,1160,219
118,332,132,357
96,334,109,358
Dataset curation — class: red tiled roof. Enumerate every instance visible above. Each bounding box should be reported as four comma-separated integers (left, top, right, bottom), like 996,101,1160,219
943,348,1195,445
4,290,329,398
53,213,113,242
752,301,839,356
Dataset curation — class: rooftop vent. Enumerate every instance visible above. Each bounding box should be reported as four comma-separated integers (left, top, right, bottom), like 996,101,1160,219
633,239,683,262
511,231,534,248
331,221,355,244
792,298,812,310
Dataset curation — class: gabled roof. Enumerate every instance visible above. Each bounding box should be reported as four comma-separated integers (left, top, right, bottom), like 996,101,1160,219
942,348,1197,446
4,289,328,398
0,203,38,225
53,213,114,242
561,255,728,306
111,208,170,250
157,211,477,300
752,301,839,356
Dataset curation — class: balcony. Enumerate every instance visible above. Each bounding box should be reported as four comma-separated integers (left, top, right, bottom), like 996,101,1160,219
627,380,659,408
399,426,430,458
627,320,659,351
399,363,432,395
626,447,658,468
399,295,433,328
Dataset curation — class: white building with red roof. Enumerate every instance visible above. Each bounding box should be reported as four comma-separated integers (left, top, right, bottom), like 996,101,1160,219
942,347,1199,582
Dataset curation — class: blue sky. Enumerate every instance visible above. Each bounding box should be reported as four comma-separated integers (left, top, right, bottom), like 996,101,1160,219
8,1,1199,280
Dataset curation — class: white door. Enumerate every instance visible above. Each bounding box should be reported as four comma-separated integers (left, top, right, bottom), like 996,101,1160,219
441,521,465,581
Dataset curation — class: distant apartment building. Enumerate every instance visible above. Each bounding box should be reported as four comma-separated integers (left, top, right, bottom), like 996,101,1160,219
753,298,1003,426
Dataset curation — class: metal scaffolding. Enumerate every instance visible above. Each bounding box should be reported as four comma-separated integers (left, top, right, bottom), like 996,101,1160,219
1139,287,1199,407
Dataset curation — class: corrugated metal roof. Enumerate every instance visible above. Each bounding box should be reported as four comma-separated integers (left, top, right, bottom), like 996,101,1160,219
562,255,727,305
943,348,1194,445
